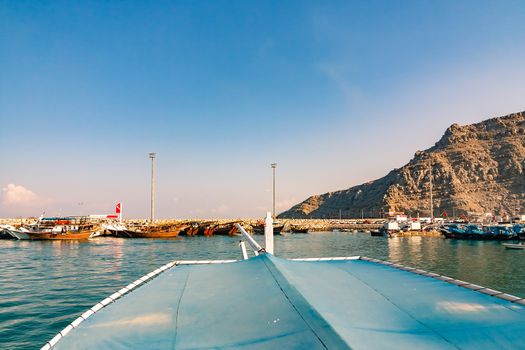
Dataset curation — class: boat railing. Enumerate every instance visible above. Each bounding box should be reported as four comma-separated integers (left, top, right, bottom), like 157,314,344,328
235,223,265,255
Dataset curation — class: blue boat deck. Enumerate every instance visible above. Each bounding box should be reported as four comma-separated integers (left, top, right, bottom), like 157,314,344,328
45,254,525,349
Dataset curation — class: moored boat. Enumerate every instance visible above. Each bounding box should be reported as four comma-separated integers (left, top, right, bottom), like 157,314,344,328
101,223,130,237
24,227,98,240
290,224,309,233
5,227,31,240
513,224,525,239
201,225,217,237
377,221,400,237
213,222,240,236
15,217,101,240
182,223,200,236
252,220,285,235
124,223,188,238
0,225,16,239
370,229,385,237
503,243,525,249
441,223,519,240
489,225,517,240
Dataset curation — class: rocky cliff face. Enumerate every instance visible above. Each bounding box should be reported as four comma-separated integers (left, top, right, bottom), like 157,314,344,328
279,111,525,219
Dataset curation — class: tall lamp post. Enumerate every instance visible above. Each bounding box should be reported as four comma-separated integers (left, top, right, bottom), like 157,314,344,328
271,163,277,219
149,152,156,223
429,158,433,223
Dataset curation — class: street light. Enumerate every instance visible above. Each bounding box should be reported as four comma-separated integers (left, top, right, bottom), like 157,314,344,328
429,158,434,223
271,163,277,219
149,152,156,223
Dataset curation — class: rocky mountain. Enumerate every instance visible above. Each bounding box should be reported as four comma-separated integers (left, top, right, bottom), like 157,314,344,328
279,111,525,219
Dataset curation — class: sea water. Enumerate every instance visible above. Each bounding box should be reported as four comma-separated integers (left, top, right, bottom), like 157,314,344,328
2,232,525,349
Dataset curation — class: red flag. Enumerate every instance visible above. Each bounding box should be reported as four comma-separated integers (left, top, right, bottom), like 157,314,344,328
442,210,448,218
116,203,121,214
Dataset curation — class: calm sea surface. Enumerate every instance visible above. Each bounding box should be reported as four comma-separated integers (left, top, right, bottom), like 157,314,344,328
2,232,525,349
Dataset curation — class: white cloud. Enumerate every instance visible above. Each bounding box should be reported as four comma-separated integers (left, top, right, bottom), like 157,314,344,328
1,184,38,205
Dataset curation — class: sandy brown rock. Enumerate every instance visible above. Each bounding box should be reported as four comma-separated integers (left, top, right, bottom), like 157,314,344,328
279,111,525,219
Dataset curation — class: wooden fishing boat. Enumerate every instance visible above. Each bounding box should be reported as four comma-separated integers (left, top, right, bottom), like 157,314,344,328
24,224,99,240
252,220,284,235
24,230,96,240
182,224,200,236
185,221,218,236
213,222,240,236
202,225,217,237
125,223,188,238
290,225,309,233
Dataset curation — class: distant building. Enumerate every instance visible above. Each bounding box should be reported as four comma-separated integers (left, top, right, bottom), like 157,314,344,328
387,211,408,222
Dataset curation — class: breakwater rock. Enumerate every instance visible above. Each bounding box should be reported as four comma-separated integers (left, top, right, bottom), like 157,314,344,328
122,218,384,235
0,218,383,236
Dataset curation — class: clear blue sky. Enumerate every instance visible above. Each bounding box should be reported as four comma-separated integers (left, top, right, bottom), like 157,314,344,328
1,0,525,218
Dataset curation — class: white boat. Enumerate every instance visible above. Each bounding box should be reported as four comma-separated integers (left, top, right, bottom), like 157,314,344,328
5,226,31,240
503,243,525,249
0,224,16,239
101,222,129,236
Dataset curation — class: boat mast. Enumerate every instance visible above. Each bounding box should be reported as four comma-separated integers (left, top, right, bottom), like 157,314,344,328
149,153,156,223
271,163,277,219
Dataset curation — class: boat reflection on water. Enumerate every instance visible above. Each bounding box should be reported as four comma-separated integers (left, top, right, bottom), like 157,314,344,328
388,236,425,262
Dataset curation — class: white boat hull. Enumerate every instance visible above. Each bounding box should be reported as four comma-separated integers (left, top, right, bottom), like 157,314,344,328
503,243,525,249
7,229,31,240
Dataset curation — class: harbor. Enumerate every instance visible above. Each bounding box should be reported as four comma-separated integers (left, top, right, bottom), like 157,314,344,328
4,1,525,348
3,215,525,239
2,159,525,349
0,217,385,237
3,231,525,349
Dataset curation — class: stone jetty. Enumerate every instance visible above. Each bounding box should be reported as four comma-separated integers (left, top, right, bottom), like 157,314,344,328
1,217,446,237
0,217,385,236
123,218,384,235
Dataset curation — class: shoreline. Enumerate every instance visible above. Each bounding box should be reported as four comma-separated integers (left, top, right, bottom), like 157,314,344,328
0,217,447,236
